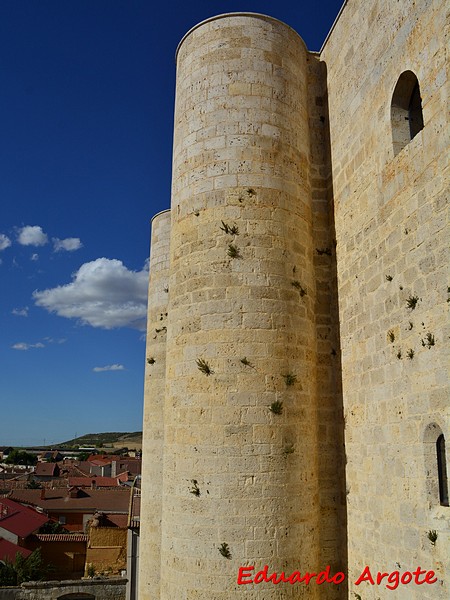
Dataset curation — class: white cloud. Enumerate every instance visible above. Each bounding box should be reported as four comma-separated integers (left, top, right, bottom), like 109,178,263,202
33,257,149,330
12,342,45,351
12,307,29,317
0,234,11,251
53,237,83,252
44,337,67,345
17,226,48,247
93,364,125,372
31,253,39,261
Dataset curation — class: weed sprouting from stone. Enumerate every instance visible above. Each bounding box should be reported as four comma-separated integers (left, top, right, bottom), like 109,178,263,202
196,358,213,375
269,401,283,415
291,281,306,296
406,295,419,310
218,543,232,559
189,480,200,497
427,530,437,546
283,373,297,386
227,244,241,258
421,333,435,348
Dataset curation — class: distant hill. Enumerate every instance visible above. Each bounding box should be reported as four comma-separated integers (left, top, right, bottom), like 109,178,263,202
57,431,142,449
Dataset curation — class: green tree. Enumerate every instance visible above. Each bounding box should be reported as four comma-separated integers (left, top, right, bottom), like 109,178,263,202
26,478,42,489
5,449,37,466
14,548,47,584
0,560,17,585
39,520,68,534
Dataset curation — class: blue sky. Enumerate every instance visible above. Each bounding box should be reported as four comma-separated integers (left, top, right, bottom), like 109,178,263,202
0,0,343,447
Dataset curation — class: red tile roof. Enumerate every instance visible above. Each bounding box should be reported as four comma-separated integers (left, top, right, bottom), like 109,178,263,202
33,533,88,542
35,463,59,477
7,488,131,514
103,514,128,528
0,498,49,538
68,477,121,488
0,537,32,562
87,455,114,465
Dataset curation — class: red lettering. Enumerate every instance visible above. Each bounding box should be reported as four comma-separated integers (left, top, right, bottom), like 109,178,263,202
302,572,317,584
287,571,302,584
237,566,254,585
266,570,288,584
386,571,400,590
413,566,427,584
425,571,437,584
376,571,389,584
254,565,268,584
400,571,412,584
316,565,332,584
354,566,375,586
332,572,345,584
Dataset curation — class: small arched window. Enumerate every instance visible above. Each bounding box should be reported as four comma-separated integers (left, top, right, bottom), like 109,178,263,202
437,434,449,507
391,71,424,155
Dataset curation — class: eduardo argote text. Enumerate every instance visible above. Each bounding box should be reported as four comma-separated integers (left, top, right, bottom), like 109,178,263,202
237,564,437,590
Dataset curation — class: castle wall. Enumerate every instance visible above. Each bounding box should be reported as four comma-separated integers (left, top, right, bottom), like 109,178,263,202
159,13,324,599
139,210,171,599
321,0,449,598
306,53,347,584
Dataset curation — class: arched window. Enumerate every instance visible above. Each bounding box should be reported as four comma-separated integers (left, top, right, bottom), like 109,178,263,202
437,434,449,507
391,71,424,155
424,424,449,508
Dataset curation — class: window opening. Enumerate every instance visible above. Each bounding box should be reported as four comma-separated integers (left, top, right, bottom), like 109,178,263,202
391,71,424,155
437,434,449,506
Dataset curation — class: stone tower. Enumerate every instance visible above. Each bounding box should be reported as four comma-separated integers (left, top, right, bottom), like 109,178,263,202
140,12,345,600
140,2,449,599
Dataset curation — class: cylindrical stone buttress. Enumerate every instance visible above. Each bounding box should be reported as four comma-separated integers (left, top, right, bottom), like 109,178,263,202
139,209,171,600
161,14,319,599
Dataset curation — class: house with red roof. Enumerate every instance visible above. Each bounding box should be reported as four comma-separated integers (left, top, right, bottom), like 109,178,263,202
68,476,124,488
0,498,49,545
0,537,31,562
0,498,49,565
34,461,60,481
7,487,131,532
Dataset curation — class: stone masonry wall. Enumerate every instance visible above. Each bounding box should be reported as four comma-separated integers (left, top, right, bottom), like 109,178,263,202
321,0,449,598
0,578,126,600
139,209,171,599
159,13,324,600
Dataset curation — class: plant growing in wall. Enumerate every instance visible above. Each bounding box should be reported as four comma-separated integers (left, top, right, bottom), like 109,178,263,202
227,244,241,258
385,274,393,281
240,357,253,367
387,330,395,343
147,357,155,365
196,358,214,376
427,530,438,546
421,333,435,348
406,349,415,360
189,479,200,497
218,543,232,559
220,221,239,235
406,295,419,310
283,373,297,386
291,281,307,297
269,401,283,415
